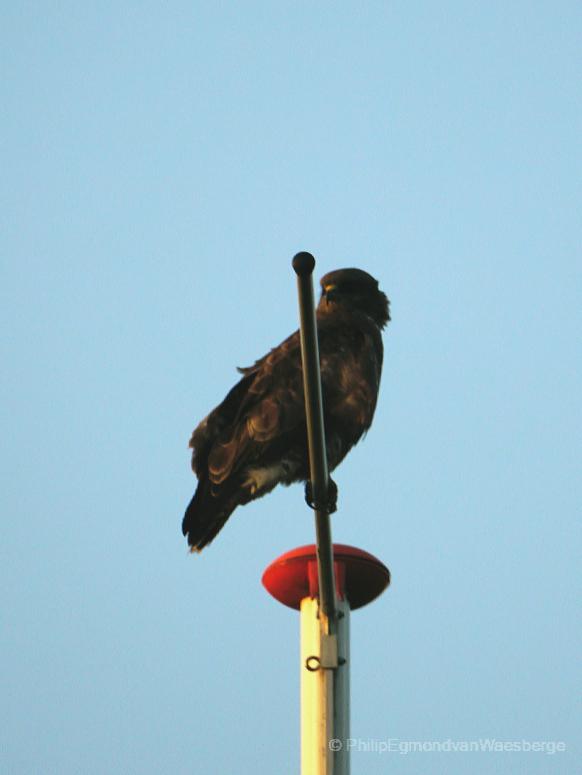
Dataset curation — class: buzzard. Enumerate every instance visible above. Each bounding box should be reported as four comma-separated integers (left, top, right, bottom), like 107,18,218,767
182,268,390,551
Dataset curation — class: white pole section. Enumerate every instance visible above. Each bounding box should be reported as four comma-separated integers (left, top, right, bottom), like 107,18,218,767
301,596,350,775
333,600,350,775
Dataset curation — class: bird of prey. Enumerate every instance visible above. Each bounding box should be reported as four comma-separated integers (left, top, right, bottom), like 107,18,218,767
182,268,390,551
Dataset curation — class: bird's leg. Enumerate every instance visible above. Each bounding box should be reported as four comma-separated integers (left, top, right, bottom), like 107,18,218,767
304,478,338,514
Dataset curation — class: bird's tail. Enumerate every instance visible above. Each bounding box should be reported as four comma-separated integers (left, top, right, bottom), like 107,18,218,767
182,477,237,552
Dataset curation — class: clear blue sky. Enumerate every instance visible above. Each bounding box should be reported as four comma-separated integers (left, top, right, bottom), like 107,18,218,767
2,3,580,773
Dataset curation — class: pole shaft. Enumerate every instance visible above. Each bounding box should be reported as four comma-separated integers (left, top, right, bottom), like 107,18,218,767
292,252,337,624
333,602,350,775
301,597,350,775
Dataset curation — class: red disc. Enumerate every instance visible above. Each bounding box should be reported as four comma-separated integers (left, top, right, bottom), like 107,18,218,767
262,544,390,610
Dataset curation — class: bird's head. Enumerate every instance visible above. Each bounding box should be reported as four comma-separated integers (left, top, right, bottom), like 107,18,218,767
318,268,390,329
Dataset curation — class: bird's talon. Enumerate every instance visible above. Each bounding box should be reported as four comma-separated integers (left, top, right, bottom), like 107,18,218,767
304,478,338,513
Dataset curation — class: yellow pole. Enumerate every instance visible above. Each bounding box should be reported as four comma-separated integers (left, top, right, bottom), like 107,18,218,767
300,596,350,775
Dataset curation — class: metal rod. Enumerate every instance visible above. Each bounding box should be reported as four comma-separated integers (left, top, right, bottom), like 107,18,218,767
292,252,337,624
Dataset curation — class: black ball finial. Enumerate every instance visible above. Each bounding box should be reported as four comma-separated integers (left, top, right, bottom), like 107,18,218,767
292,252,316,276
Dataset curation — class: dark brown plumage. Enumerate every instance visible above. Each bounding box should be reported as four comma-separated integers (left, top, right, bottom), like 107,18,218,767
182,268,390,551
